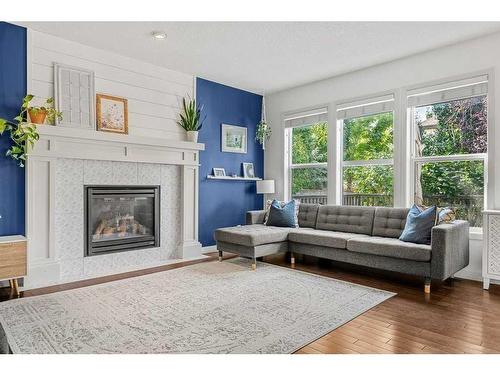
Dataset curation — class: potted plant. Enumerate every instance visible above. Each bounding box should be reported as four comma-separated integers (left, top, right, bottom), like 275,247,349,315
26,96,62,125
0,94,62,167
255,120,271,150
177,97,204,142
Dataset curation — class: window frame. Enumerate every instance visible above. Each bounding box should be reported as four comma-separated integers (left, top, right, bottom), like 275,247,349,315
337,97,396,207
284,108,329,202
407,81,488,229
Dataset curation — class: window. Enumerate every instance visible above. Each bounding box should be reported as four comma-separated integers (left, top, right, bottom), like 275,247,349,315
285,109,328,204
409,76,488,227
338,95,395,207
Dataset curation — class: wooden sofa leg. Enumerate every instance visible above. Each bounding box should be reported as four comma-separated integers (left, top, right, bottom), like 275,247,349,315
290,252,295,265
218,250,223,262
251,258,257,271
424,278,431,294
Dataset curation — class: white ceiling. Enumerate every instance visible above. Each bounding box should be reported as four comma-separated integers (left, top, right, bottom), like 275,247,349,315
20,22,500,94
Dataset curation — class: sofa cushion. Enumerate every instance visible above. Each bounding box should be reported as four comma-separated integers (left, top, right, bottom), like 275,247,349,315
399,204,437,245
298,203,320,228
214,224,291,247
347,236,431,262
266,200,297,228
372,207,409,238
316,205,375,235
264,199,299,226
289,228,369,249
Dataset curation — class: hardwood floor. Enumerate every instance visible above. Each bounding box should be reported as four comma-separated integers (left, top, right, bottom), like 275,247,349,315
264,253,500,354
1,252,499,354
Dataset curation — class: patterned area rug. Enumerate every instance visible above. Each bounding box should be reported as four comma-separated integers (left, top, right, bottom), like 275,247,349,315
0,258,394,353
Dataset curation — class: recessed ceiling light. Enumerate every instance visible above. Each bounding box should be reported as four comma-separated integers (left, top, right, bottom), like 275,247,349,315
152,31,167,40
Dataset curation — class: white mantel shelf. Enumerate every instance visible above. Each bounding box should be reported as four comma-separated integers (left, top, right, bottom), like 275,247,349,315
206,175,262,181
36,125,204,150
30,125,205,166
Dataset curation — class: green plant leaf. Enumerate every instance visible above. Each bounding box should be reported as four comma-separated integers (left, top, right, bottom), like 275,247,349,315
177,96,204,132
0,118,6,134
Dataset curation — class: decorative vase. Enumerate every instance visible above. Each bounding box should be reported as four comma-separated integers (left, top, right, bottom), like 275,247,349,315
28,109,47,125
186,131,199,142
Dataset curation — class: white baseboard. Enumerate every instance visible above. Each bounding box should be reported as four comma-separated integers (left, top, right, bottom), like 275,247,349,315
454,269,482,282
202,245,217,254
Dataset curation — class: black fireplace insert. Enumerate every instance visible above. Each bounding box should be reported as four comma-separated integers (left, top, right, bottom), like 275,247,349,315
85,186,160,256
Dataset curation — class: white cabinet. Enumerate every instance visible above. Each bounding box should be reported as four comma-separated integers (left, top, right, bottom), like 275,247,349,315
483,210,500,289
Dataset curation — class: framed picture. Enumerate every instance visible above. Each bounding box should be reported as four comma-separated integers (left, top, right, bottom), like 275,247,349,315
96,94,128,134
54,63,95,129
213,168,226,177
221,124,247,153
242,163,255,178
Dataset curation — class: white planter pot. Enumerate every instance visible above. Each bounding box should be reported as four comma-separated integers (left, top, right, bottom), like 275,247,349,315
186,131,199,143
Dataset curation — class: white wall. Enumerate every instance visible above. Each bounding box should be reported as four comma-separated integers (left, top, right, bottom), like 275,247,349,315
28,30,194,141
265,31,500,282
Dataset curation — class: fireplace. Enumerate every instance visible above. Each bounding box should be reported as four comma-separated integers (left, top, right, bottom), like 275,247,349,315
85,186,160,256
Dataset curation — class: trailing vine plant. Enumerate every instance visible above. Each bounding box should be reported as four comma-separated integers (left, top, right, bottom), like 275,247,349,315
255,120,272,149
255,95,271,150
0,95,41,167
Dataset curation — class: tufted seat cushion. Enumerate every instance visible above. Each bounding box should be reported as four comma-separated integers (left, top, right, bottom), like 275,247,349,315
372,207,410,238
316,205,375,235
347,236,431,262
298,203,320,228
214,224,291,247
289,227,369,249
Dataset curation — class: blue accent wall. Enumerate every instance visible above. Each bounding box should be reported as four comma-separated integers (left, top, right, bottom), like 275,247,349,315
0,22,26,236
196,78,263,246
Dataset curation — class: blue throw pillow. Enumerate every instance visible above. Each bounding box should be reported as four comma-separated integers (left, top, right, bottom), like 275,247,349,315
399,204,437,245
266,199,297,228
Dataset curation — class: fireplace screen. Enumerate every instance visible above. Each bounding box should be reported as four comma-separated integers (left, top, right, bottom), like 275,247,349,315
85,186,160,256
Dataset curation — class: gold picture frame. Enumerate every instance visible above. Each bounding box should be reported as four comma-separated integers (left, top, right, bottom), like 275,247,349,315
96,94,128,134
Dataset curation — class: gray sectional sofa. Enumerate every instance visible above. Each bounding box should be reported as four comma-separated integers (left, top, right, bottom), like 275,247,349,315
214,204,470,293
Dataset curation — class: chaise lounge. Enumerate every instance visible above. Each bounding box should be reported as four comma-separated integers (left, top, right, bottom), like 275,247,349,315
214,204,470,293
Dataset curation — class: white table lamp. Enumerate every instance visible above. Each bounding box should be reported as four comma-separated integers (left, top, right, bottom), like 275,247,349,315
256,179,275,194
256,180,275,206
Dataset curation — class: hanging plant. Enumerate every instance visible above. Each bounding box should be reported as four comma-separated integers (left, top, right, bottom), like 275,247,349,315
256,95,271,150
255,120,271,147
0,95,61,167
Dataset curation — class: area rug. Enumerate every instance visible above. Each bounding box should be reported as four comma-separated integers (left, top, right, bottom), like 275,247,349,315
0,258,394,354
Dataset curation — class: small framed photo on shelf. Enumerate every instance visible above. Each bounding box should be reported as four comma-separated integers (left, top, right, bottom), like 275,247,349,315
96,94,128,134
242,163,255,178
213,168,226,177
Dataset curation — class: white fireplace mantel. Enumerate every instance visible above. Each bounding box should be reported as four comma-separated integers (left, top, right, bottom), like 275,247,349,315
25,126,205,289
32,125,204,165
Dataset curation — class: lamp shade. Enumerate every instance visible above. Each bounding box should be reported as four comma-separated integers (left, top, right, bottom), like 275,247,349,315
256,179,275,194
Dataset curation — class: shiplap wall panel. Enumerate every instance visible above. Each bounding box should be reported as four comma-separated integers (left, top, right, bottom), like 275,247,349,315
128,127,183,140
29,30,194,141
32,53,193,98
128,99,179,120
32,31,192,86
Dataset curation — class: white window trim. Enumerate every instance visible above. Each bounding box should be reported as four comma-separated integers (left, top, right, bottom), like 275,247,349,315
337,95,396,207
342,159,394,167
284,107,329,202
407,77,489,230
290,162,328,169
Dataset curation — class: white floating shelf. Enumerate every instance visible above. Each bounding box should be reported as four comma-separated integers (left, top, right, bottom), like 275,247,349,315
207,175,262,181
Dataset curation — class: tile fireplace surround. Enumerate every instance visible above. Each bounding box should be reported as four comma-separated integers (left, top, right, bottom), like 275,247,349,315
25,126,205,289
